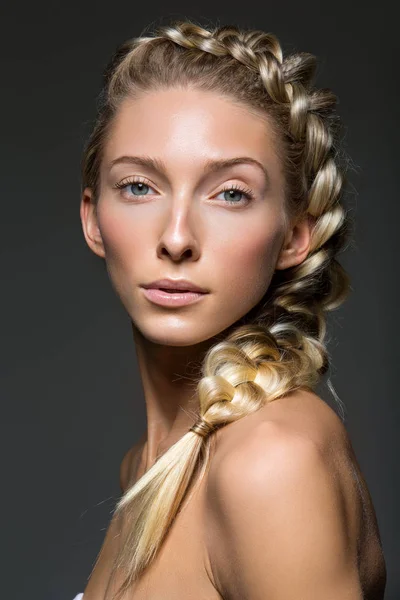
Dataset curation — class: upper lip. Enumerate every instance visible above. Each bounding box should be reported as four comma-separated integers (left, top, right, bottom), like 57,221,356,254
141,278,209,293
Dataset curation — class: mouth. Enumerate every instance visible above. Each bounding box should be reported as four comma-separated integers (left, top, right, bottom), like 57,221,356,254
141,286,207,307
141,279,209,294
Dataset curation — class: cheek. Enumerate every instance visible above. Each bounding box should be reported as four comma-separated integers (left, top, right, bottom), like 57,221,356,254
211,219,283,302
94,204,150,308
97,203,144,262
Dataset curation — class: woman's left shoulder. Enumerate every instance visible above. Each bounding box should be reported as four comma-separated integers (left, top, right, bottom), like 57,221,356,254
211,386,352,477
205,389,369,600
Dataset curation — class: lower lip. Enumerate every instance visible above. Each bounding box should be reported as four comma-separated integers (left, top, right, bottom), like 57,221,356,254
141,287,207,307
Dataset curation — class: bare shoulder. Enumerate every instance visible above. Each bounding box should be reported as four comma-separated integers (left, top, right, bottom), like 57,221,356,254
210,387,352,477
205,388,386,599
208,387,353,507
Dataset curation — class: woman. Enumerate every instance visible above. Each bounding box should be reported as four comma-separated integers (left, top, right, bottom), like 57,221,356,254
75,19,386,600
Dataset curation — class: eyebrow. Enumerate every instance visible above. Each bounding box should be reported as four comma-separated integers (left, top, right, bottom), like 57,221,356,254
108,155,270,187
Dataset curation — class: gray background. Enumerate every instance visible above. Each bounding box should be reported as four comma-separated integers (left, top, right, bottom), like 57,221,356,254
1,1,397,598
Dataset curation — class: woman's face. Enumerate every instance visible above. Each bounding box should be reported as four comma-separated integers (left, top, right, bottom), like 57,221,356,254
81,87,296,347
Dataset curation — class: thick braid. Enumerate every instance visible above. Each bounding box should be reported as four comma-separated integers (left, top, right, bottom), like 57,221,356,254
82,21,352,599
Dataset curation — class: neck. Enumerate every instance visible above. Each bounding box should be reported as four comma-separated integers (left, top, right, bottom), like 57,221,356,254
131,322,217,472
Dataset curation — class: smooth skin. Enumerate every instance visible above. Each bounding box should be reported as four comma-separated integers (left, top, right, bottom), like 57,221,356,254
80,87,386,598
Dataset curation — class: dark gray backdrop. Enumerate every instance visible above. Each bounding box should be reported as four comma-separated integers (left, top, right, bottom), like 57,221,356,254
1,1,398,599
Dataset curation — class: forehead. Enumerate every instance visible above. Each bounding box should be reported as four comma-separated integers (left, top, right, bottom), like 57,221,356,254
103,87,282,177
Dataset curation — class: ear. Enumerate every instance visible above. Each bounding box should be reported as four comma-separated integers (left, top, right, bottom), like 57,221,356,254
275,213,315,271
80,187,106,259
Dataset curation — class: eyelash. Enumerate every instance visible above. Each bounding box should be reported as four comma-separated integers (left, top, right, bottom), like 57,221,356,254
113,176,255,206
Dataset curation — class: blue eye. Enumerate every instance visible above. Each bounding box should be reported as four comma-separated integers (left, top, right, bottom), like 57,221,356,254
216,184,254,205
128,182,151,196
114,178,155,198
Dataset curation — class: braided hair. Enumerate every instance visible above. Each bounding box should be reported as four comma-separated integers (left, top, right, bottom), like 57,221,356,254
81,20,352,599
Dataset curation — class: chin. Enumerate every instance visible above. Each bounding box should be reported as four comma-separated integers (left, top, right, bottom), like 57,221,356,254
141,328,216,347
132,315,229,348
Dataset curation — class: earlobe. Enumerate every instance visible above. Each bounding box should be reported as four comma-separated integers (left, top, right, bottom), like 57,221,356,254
275,215,313,271
80,187,106,259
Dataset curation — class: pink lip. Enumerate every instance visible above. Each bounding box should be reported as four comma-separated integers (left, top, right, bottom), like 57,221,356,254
141,287,207,307
141,278,208,293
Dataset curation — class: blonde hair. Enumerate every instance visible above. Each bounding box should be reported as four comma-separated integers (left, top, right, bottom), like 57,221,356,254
81,19,352,599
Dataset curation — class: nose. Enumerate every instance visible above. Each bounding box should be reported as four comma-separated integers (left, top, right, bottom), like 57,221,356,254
156,205,201,263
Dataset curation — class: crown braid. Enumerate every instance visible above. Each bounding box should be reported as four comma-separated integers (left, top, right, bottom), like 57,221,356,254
81,20,352,599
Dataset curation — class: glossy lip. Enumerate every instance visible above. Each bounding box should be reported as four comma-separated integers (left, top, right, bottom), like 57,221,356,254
141,278,209,293
141,287,207,307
